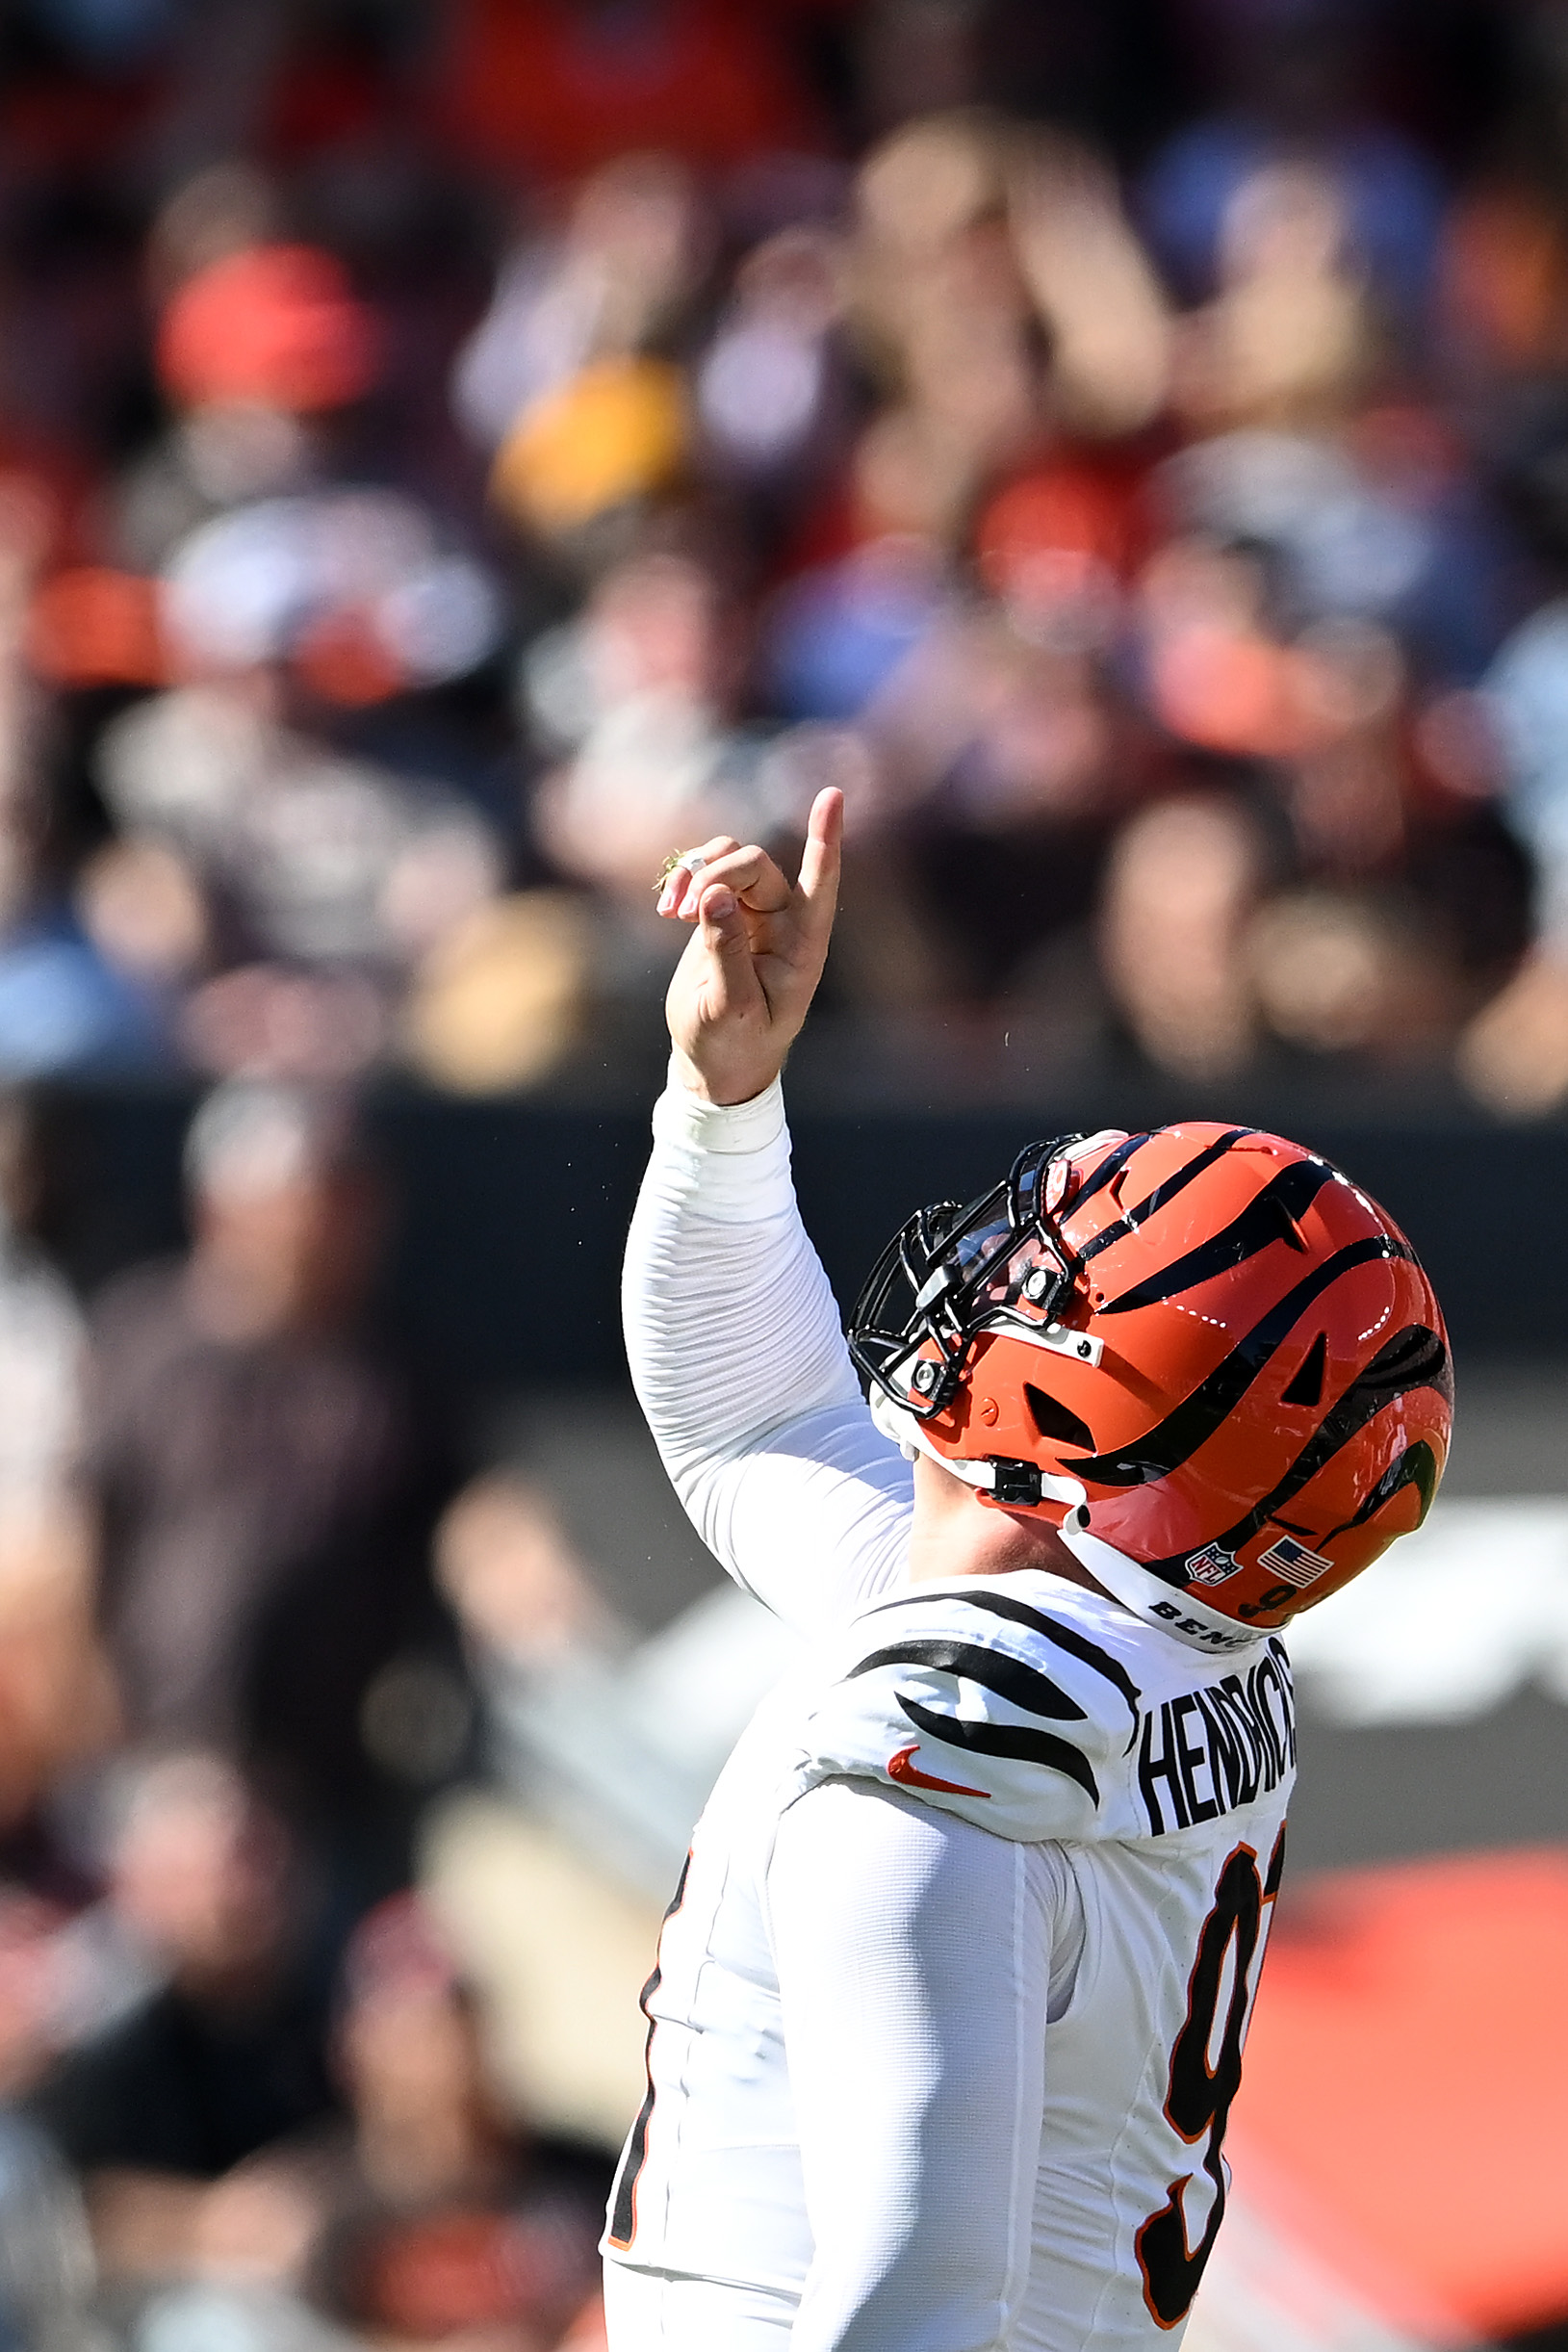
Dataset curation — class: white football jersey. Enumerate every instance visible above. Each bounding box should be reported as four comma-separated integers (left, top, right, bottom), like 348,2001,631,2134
608,1077,1297,2351
604,1572,1293,2348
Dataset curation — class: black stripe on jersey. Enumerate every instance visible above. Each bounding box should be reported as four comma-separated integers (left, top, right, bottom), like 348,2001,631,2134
899,1694,1100,1803
859,1588,1142,1723
607,1850,691,2250
1098,1158,1336,1313
1144,1325,1451,1582
1077,1127,1253,1265
849,1638,1088,1721
1264,1820,1286,1898
1063,1234,1413,1503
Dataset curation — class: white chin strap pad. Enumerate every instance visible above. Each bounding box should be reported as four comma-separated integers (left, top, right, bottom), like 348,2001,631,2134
866,1386,1087,1512
869,1383,941,1467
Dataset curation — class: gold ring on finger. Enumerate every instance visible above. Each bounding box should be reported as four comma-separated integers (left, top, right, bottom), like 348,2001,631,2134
654,847,707,892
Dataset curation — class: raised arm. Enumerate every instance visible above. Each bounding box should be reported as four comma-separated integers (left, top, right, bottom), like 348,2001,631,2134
622,791,913,1633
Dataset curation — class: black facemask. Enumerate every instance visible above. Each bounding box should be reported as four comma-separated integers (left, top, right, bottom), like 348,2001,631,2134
848,1135,1090,1420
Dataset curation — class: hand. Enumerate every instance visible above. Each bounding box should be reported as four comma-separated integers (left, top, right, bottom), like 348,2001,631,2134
657,788,843,1104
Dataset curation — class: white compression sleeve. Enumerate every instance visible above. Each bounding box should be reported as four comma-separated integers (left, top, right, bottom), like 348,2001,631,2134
768,1780,1073,2352
622,1077,913,1634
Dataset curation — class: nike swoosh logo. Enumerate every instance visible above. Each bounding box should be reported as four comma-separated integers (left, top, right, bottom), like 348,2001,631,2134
887,1745,990,1798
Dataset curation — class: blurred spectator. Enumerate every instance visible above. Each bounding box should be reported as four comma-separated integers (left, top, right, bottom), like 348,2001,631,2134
299,1894,608,2344
115,167,382,578
17,156,515,1095
846,113,1046,535
760,442,952,724
89,597,505,1084
28,1752,336,2266
115,1890,613,2349
1462,583,1568,1111
84,1081,467,1874
1172,159,1379,431
527,543,773,903
693,223,851,517
437,1471,803,1901
0,1092,118,1883
0,483,169,1080
841,554,1130,1012
0,4,1547,1106
1140,0,1446,322
1101,788,1266,1078
455,153,711,463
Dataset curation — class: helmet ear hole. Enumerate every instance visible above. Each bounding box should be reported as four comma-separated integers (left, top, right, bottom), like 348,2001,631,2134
1281,1330,1327,1408
1024,1383,1094,1454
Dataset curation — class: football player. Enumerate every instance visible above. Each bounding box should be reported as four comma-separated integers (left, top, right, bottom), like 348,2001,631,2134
604,787,1452,2350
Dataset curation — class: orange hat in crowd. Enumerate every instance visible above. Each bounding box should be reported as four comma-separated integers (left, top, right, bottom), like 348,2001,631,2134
491,357,688,537
158,244,381,413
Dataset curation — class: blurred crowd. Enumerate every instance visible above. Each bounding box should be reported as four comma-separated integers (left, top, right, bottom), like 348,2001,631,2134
1,0,1568,2342
0,1065,648,2349
0,0,1560,1108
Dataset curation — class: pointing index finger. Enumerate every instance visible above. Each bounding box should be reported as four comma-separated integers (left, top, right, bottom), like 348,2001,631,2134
795,788,843,933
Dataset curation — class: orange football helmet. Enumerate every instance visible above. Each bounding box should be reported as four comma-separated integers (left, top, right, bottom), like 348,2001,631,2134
848,1123,1452,1653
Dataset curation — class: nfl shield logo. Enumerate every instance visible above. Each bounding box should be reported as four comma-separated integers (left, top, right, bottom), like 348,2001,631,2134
1185,1542,1239,1586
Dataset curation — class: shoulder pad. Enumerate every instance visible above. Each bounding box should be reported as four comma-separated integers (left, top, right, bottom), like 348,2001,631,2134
786,1581,1144,1842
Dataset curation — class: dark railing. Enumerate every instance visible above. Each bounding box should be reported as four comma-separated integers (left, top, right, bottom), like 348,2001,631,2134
45,1082,1568,1386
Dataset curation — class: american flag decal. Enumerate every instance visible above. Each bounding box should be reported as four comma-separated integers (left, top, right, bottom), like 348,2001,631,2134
1257,1535,1334,1588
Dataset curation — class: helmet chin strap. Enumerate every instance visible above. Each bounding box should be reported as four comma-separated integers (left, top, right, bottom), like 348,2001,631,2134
868,1384,1268,1653
866,1385,1089,1509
